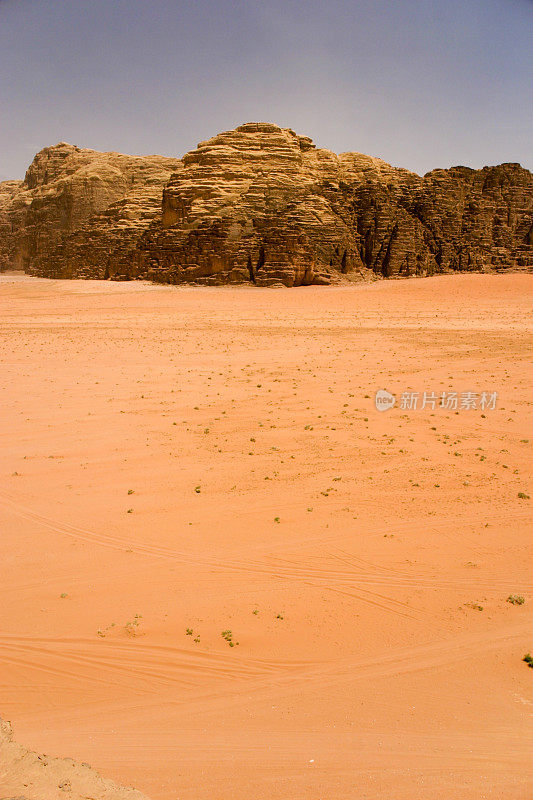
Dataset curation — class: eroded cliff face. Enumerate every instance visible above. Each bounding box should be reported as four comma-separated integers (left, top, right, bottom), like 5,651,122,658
407,164,533,271
140,126,532,284
1,123,532,284
140,122,366,286
0,143,181,277
0,179,24,271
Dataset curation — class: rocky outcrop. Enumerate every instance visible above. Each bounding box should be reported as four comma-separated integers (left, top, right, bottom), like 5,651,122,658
140,122,367,286
0,717,151,800
1,124,532,284
0,180,24,270
404,163,533,272
337,156,533,279
127,125,533,284
0,143,180,277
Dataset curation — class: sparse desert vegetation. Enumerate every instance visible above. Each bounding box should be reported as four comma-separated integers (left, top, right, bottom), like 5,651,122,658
507,595,525,605
1,273,532,800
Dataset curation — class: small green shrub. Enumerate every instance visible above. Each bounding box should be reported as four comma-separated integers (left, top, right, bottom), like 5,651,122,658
125,614,142,636
221,629,238,646
507,595,525,605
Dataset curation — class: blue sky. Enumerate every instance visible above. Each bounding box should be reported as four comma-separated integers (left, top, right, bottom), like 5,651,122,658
1,0,531,179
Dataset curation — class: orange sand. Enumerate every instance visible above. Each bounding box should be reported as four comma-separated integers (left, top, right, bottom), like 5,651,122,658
1,273,532,799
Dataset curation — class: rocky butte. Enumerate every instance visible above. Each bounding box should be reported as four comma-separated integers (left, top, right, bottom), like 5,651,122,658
0,142,181,279
1,122,532,285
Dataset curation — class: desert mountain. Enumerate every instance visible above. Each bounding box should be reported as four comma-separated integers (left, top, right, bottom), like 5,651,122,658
1,123,532,285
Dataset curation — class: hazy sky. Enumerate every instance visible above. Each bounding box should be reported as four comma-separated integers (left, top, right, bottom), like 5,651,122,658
1,0,532,180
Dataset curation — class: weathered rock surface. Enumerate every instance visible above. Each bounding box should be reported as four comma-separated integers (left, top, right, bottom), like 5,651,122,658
0,180,24,270
140,122,366,286
0,717,151,800
0,143,180,277
1,123,532,284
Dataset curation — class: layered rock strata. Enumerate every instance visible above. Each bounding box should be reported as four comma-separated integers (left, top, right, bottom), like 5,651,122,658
0,143,180,277
1,124,532,284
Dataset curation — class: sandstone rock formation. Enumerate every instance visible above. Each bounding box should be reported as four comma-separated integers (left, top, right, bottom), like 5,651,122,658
1,123,532,284
0,179,24,271
0,143,181,277
141,122,364,286
0,717,151,800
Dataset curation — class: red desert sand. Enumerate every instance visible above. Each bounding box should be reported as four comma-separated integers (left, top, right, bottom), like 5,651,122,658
0,272,532,800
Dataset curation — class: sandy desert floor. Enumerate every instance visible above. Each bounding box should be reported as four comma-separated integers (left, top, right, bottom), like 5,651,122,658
0,272,532,800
